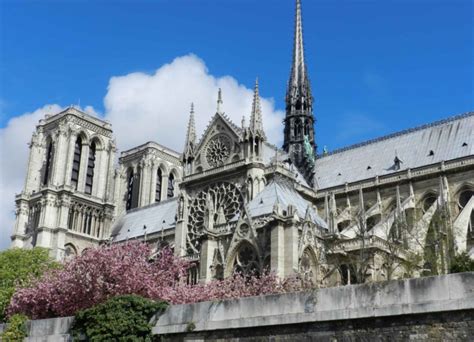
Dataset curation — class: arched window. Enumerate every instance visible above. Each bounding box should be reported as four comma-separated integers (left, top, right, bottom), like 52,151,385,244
233,243,260,276
167,173,175,199
43,140,54,185
155,168,162,202
126,169,135,210
85,142,96,194
71,137,82,189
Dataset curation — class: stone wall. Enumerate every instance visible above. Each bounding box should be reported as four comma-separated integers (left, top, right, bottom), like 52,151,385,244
1,273,473,341
154,272,474,341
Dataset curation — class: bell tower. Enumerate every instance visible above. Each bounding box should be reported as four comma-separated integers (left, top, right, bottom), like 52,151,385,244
282,0,316,184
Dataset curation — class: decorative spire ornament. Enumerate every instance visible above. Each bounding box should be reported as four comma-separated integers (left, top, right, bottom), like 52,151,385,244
183,102,196,162
217,88,223,114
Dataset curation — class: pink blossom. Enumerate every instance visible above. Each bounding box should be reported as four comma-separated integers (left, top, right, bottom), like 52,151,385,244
7,242,311,319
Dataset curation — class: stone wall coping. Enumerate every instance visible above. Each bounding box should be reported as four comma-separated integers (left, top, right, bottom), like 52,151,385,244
153,272,474,335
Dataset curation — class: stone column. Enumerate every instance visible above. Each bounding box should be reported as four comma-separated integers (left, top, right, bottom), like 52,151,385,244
149,163,158,203
283,221,299,277
24,133,44,193
52,126,68,186
200,238,217,283
11,199,30,248
270,221,285,278
161,174,169,201
91,147,103,198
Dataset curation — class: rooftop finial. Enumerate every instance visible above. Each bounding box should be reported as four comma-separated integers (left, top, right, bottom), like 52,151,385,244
183,102,196,161
217,88,223,114
249,77,265,139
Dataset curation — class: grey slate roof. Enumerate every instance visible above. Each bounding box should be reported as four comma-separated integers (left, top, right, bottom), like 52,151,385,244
315,112,474,189
111,198,178,242
236,179,328,229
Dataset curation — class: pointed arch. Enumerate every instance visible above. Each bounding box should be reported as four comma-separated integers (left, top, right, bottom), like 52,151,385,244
225,240,261,278
299,246,319,284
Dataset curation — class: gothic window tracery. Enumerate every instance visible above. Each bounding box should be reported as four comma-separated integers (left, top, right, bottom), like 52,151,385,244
205,134,232,167
299,248,318,283
233,242,260,275
186,182,243,254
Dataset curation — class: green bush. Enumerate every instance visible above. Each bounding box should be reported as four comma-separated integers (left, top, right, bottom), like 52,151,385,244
0,314,28,341
0,248,59,321
71,295,168,341
450,252,474,273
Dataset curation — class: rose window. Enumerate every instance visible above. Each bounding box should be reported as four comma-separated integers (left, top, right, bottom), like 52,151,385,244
205,134,232,167
186,182,243,254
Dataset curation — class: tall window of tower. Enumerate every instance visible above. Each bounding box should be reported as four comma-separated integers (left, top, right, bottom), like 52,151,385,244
167,173,175,199
71,137,82,189
43,140,54,185
85,142,96,194
126,169,135,210
155,168,162,202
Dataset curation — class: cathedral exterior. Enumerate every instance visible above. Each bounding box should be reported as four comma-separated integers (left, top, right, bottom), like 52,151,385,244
11,0,474,286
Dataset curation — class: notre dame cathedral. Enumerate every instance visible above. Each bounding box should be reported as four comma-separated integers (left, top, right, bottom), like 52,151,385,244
11,0,473,286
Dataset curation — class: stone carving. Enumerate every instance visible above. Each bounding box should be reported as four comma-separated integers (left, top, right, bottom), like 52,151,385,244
206,134,232,167
186,182,243,254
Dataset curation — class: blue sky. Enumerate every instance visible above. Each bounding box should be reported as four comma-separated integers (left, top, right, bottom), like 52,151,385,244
0,0,473,249
2,0,473,148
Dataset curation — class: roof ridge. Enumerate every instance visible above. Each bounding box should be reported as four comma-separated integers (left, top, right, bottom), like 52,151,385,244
319,111,474,157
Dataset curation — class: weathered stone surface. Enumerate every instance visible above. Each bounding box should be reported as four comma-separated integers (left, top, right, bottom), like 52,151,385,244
153,273,474,341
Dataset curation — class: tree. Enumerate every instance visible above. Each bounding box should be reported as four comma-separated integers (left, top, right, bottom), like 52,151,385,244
0,248,58,322
7,242,311,320
450,252,474,273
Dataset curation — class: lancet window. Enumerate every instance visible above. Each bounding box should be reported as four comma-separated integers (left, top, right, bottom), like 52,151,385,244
71,137,82,189
167,173,174,199
43,139,54,185
85,142,96,194
155,168,162,202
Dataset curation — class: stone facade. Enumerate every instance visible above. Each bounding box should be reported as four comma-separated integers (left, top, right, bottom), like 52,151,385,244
10,0,474,286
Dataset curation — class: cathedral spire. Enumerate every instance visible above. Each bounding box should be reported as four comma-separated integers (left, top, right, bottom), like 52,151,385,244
183,103,196,161
283,0,316,186
249,78,265,139
288,0,308,95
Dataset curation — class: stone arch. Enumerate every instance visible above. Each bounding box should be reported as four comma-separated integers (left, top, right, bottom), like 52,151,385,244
89,135,104,150
225,240,261,278
299,246,319,284
64,243,78,260
419,191,438,213
76,130,90,145
157,162,169,176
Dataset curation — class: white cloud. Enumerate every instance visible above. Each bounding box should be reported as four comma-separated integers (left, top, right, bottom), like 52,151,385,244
104,54,284,152
0,105,63,250
0,54,284,250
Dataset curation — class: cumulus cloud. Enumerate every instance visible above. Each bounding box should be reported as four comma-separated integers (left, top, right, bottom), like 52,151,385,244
0,105,63,250
0,54,284,250
104,54,284,151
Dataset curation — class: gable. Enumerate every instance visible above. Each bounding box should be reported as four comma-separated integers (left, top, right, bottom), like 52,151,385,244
194,113,242,171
